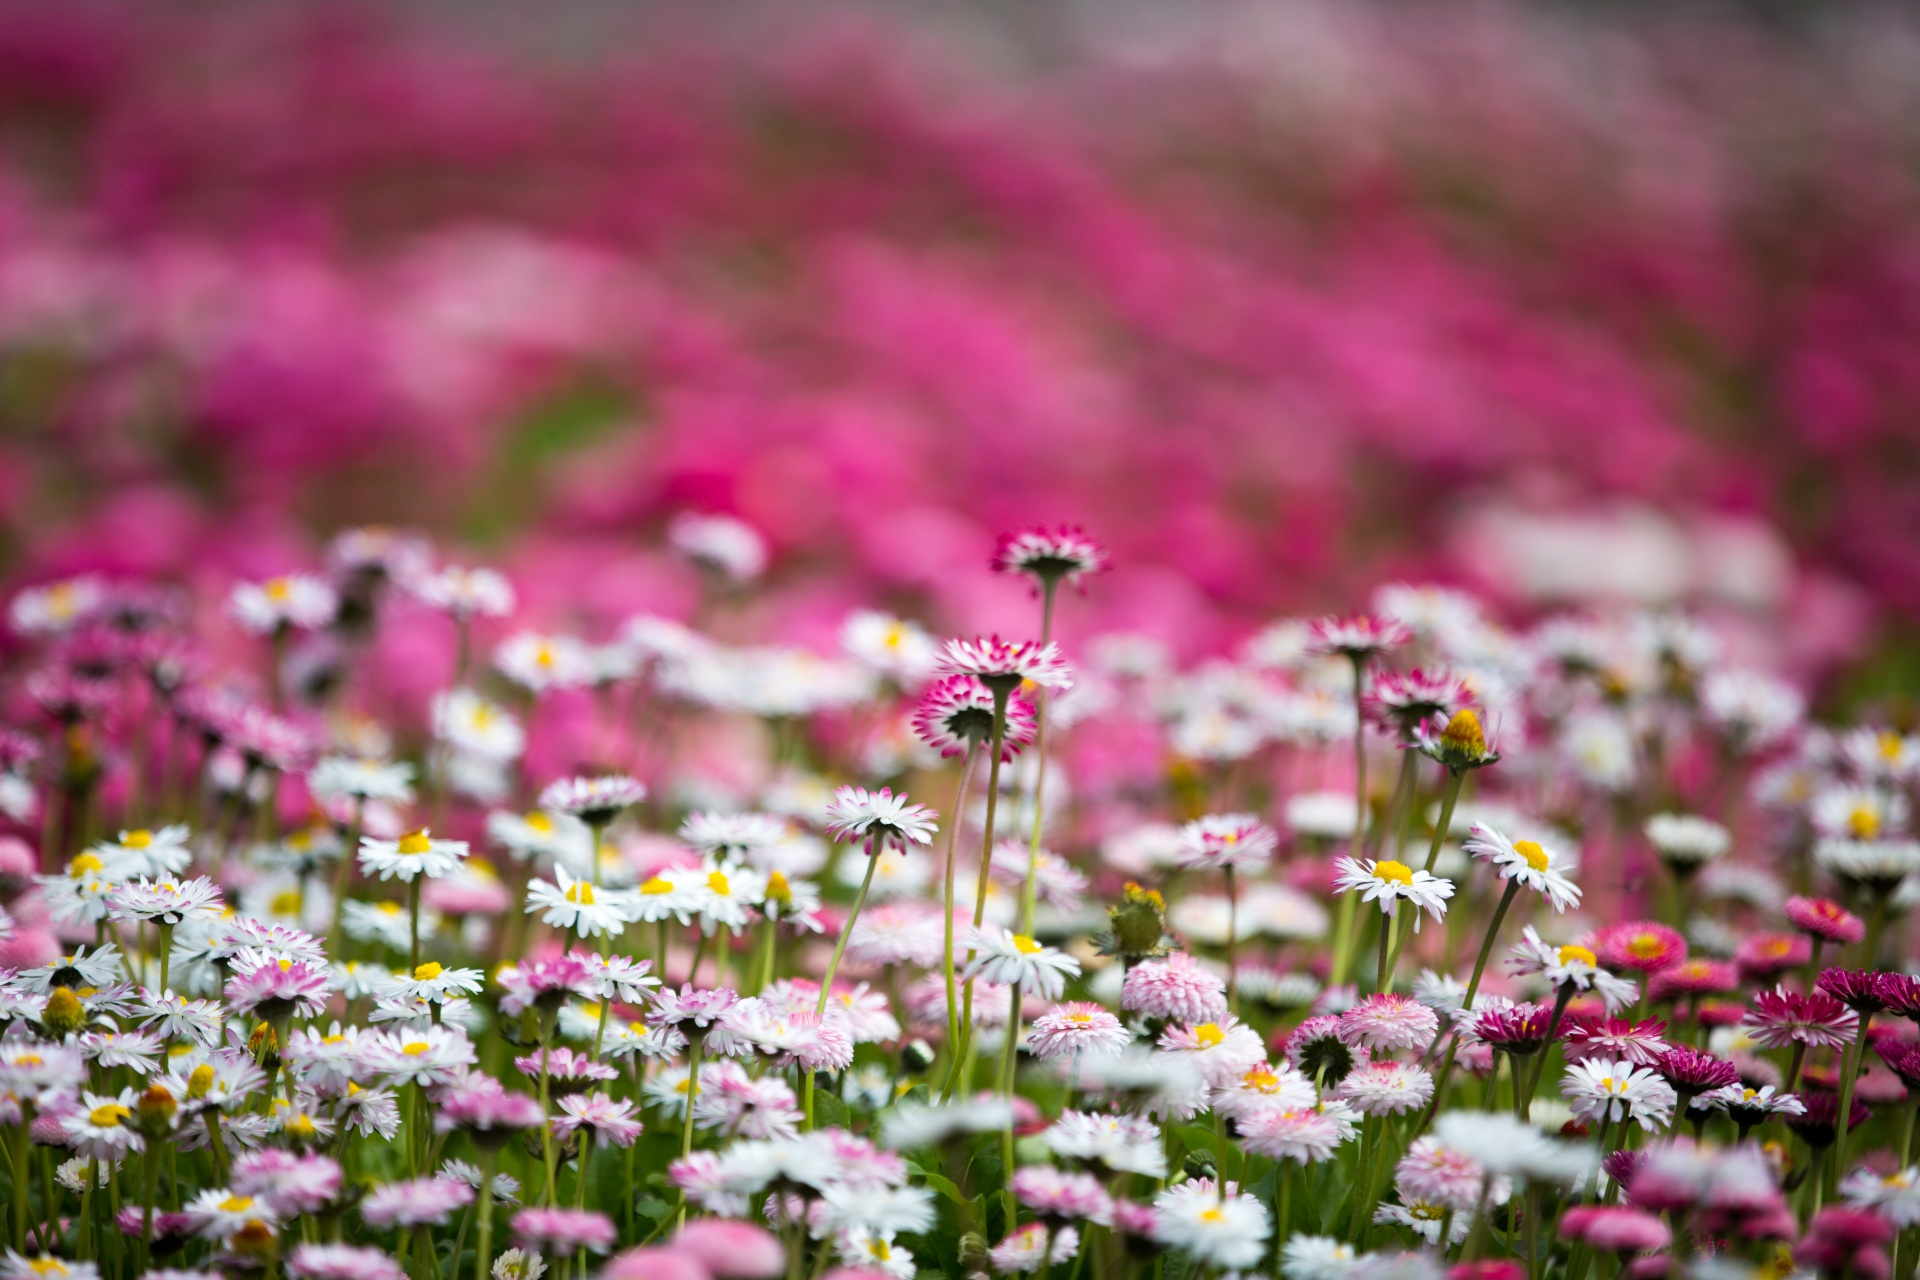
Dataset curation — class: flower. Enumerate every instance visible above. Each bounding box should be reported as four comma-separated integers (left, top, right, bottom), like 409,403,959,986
1028,1003,1131,1061
358,829,470,882
1462,825,1580,913
1559,1207,1671,1254
362,1177,474,1228
936,636,1074,692
288,1244,408,1280
1151,1179,1270,1271
1175,814,1278,870
1332,857,1453,930
1011,1166,1113,1225
1785,895,1867,944
537,775,646,825
913,676,1038,761
1121,953,1228,1024
1818,967,1901,1015
1561,1060,1676,1130
823,787,938,856
230,574,336,634
1364,669,1470,736
1340,995,1440,1053
1156,1018,1267,1086
988,1223,1079,1275
1043,1111,1167,1177
668,513,766,582
992,525,1108,589
224,954,334,1021
961,927,1080,1000
1282,1236,1358,1280
1506,928,1638,1011
1396,1138,1509,1213
415,565,515,619
1643,813,1731,869
525,868,640,938
1338,1061,1435,1116
1744,986,1859,1050
106,875,223,926
1413,709,1501,770
61,1090,143,1161
553,1094,644,1148
1561,1017,1668,1066
1841,1166,1920,1228
1241,1106,1344,1164
309,756,417,807
1592,921,1686,974
1654,1047,1740,1095
1305,615,1411,661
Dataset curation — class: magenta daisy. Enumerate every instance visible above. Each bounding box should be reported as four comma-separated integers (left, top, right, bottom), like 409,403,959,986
1562,1017,1670,1067
1028,1003,1131,1061
1396,1137,1508,1213
1785,896,1866,945
991,526,1108,591
1363,668,1471,738
224,954,333,1022
1744,986,1859,1051
912,676,1037,761
1305,615,1412,661
1593,921,1687,975
287,1244,407,1280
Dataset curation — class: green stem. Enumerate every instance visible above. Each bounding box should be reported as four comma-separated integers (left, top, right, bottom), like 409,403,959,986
677,1037,704,1228
1225,864,1239,1013
1423,770,1464,874
941,742,979,1078
816,855,880,1016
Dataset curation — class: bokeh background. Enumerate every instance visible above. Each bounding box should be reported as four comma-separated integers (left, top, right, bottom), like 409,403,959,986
1,1,1916,709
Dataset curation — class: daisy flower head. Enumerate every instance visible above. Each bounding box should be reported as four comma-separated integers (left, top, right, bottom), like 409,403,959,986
1817,967,1902,1015
1815,837,1920,893
936,636,1073,694
1840,1166,1920,1229
414,564,514,619
1011,1166,1114,1225
106,875,223,926
1175,814,1277,871
61,1089,143,1161
1332,857,1453,930
676,811,787,860
1562,1059,1676,1131
1028,1003,1131,1061
1282,1236,1358,1280
1412,707,1501,771
1151,1178,1270,1271
0,1256,100,1280
362,1177,474,1229
1337,1060,1435,1116
1698,1083,1805,1128
1305,614,1411,663
99,824,193,877
668,512,767,583
1463,825,1581,913
839,610,941,685
1472,1002,1563,1057
1561,1016,1669,1067
524,868,639,939
1340,994,1440,1052
1396,1137,1509,1213
224,953,333,1022
961,927,1080,1001
536,774,645,826
911,676,1037,761
1285,1015,1368,1087
288,1243,407,1280
494,632,593,694
1506,927,1638,1010
1240,1104,1344,1164
824,787,937,857
992,525,1108,591
1593,921,1687,975
1744,985,1859,1050
308,756,416,807
1156,1016,1266,1087
358,829,470,883
988,1222,1079,1275
1121,953,1228,1025
230,574,337,635
432,689,526,761
1364,668,1470,738
1785,895,1867,945
1043,1110,1168,1177
1644,813,1731,871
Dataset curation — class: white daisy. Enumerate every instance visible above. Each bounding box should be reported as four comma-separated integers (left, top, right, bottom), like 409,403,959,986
1332,857,1453,930
357,830,470,882
1462,824,1581,913
524,868,640,938
961,927,1080,1001
1151,1179,1269,1272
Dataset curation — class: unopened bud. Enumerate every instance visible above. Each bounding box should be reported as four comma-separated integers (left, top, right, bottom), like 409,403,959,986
900,1039,936,1075
228,1219,277,1259
136,1084,178,1136
1108,882,1168,958
41,988,84,1038
1440,709,1487,758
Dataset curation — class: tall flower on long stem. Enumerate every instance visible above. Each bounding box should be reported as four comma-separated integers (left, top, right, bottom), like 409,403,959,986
818,786,938,1016
913,677,1035,1064
1175,814,1275,1012
1309,615,1409,985
934,636,1070,1097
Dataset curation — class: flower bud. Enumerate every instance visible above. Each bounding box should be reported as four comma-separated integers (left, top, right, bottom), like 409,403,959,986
900,1038,936,1075
136,1084,178,1136
1441,709,1487,758
41,987,85,1038
1106,882,1168,960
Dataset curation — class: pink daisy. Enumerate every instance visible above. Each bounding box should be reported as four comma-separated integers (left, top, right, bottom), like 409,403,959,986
1649,959,1739,1001
361,1177,473,1229
512,1207,618,1255
1028,1003,1131,1061
991,526,1108,590
1562,1017,1670,1067
553,1093,644,1148
1396,1137,1508,1213
223,955,332,1021
1121,954,1228,1025
1364,668,1471,737
1337,1061,1435,1116
1239,1106,1342,1164
1744,986,1858,1050
288,1244,407,1280
1305,615,1411,661
912,676,1037,761
1339,994,1439,1053
1174,814,1278,871
1785,896,1866,945
1735,933,1810,984
496,952,599,1017
1593,921,1688,975
1011,1166,1114,1225
936,636,1074,692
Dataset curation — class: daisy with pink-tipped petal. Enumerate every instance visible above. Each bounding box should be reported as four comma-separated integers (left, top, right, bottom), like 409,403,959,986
1157,1017,1266,1087
912,677,1037,761
1340,994,1440,1053
287,1243,408,1280
992,525,1108,591
1744,986,1858,1053
1028,1003,1130,1061
1122,953,1228,1025
936,636,1074,693
1337,1060,1435,1116
1011,1165,1114,1225
1364,668,1471,739
512,1207,618,1255
362,1176,474,1228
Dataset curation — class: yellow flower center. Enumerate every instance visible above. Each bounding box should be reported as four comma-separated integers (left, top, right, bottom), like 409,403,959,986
1201,1207,1225,1223
270,891,302,916
11,1054,40,1068
641,876,673,895
526,812,553,833
1374,860,1414,886
1441,708,1487,755
122,829,153,850
883,624,905,650
378,902,401,917
1764,939,1792,958
88,1104,128,1128
1067,1011,1094,1025
1223,831,1239,844
27,1260,70,1277
1194,1023,1225,1049
707,871,731,896
1880,731,1904,761
414,963,443,981
1627,933,1665,960
566,881,596,906
276,958,294,973
1558,944,1597,968
1848,807,1881,839
398,831,433,856
1513,840,1549,872
264,579,291,603
324,1034,347,1045
285,1115,316,1137
1411,1203,1444,1221
219,1194,254,1213
1012,934,1043,955
766,871,791,904
1243,1066,1280,1093
870,1240,892,1261
68,853,103,878
187,1065,215,1099
402,1042,429,1057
